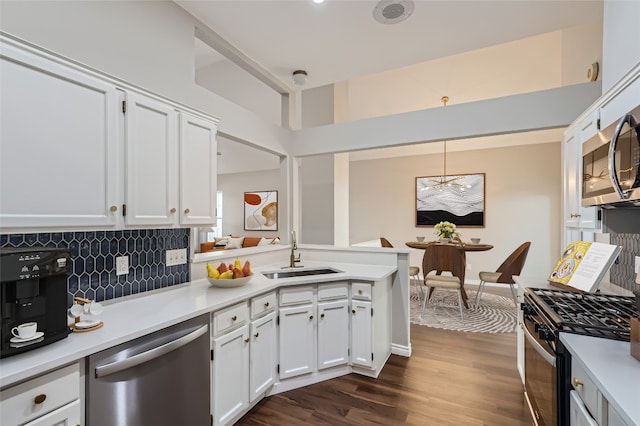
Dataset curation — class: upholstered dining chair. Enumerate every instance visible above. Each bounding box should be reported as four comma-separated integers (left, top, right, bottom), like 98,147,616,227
421,244,467,321
380,237,422,297
474,241,531,308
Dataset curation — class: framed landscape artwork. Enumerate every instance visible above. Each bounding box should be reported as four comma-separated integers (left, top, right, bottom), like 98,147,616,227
244,190,278,231
415,173,485,227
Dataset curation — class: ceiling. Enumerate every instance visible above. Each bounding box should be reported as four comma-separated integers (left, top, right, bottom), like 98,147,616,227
176,0,602,91
178,0,603,172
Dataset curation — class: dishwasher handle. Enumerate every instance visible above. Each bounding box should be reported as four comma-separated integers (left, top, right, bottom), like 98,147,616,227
95,324,208,378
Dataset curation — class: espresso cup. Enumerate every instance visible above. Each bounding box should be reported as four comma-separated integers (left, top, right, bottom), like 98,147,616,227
471,238,481,244
11,322,37,339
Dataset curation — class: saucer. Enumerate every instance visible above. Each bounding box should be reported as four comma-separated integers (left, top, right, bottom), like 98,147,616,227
10,331,44,343
75,319,101,329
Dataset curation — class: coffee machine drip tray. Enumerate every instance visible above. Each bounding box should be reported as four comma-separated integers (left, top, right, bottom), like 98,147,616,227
1,247,72,358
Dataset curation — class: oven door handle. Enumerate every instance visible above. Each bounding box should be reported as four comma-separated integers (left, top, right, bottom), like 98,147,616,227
522,323,556,367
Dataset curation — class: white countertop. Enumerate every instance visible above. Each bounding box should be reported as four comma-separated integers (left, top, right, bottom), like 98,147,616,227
0,261,396,388
560,333,640,426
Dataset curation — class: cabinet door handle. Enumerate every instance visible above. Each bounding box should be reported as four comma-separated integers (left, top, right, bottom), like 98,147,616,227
264,302,269,307
320,313,325,318
352,309,356,314
254,332,259,338
244,338,250,343
184,208,190,214
358,289,363,295
309,315,313,320
34,394,47,404
231,316,237,321
572,378,583,387
170,208,176,214
110,205,118,212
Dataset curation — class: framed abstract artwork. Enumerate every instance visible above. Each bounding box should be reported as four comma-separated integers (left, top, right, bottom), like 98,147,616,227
415,173,485,227
244,190,278,231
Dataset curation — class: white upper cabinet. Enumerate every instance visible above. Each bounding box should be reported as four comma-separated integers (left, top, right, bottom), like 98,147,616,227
124,92,179,226
0,42,119,229
179,113,217,225
0,37,220,230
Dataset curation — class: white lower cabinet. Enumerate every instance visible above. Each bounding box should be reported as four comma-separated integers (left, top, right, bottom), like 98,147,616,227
249,311,277,403
0,363,81,426
278,302,315,379
24,400,81,426
317,298,349,370
350,299,373,367
211,292,278,426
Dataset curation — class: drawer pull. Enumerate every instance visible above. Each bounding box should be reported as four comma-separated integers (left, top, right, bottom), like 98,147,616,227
231,315,237,321
309,315,313,320
34,394,47,404
244,338,250,343
264,302,270,307
184,208,190,214
320,313,325,318
254,332,259,338
572,378,583,387
170,208,176,214
352,309,356,314
110,205,118,212
358,289,363,295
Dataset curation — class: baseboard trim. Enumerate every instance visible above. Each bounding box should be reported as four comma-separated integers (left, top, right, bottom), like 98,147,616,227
391,343,411,357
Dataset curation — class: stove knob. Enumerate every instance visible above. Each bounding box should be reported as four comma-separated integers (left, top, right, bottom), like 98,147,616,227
537,325,554,341
521,304,535,316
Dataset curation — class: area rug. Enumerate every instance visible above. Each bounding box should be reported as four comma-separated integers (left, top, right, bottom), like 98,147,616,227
409,286,517,333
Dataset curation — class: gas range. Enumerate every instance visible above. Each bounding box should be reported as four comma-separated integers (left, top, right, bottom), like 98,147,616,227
524,287,638,343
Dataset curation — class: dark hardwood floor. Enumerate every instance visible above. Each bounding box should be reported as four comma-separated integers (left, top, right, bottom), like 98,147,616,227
236,287,530,425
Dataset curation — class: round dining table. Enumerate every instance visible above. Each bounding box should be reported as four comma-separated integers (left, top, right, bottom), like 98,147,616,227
405,241,494,308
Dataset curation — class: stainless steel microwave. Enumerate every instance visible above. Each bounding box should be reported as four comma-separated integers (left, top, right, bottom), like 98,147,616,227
582,104,640,207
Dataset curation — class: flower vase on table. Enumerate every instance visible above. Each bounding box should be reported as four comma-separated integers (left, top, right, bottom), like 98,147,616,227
434,221,460,244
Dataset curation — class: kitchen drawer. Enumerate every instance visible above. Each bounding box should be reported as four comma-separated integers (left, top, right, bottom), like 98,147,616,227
571,359,605,424
251,291,277,319
0,363,79,426
279,285,314,306
352,283,372,300
212,301,249,336
317,282,348,301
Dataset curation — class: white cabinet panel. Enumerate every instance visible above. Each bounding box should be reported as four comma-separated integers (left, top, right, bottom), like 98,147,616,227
212,326,249,426
0,43,119,228
278,304,315,379
23,400,81,426
350,300,372,368
570,391,598,426
249,311,277,403
179,113,217,225
124,92,178,226
317,299,349,370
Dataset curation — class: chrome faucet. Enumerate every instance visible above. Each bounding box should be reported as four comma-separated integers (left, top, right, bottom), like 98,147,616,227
289,230,302,268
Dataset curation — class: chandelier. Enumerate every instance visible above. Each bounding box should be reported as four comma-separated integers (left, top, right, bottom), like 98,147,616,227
423,96,472,192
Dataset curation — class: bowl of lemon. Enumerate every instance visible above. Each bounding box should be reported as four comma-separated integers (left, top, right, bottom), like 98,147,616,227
207,259,253,288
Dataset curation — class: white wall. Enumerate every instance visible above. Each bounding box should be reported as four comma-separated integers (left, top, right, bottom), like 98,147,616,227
0,0,289,156
300,155,335,244
344,26,601,121
602,0,640,92
301,85,334,128
349,142,562,281
218,169,281,238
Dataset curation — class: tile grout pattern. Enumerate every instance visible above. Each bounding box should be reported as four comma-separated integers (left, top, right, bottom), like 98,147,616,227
0,229,190,306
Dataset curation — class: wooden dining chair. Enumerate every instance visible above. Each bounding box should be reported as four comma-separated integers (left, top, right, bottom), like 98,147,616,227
474,242,531,308
421,244,467,320
380,237,422,297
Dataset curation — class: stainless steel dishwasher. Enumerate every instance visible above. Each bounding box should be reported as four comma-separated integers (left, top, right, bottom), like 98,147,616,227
87,314,210,426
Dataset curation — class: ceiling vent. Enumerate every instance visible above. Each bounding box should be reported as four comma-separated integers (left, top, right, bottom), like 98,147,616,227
373,0,415,25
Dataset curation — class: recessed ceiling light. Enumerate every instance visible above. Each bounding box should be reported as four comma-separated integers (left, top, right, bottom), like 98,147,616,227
312,0,325,3
373,0,414,25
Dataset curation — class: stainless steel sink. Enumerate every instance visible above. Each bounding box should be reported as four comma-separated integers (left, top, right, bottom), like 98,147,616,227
261,267,342,279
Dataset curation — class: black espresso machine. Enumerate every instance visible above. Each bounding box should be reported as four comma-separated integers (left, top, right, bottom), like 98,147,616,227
1,247,71,358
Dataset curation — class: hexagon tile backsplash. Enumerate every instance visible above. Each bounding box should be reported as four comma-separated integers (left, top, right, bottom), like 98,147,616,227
0,229,190,306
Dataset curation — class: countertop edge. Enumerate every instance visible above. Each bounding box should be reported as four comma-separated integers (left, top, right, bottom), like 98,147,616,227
0,261,396,388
